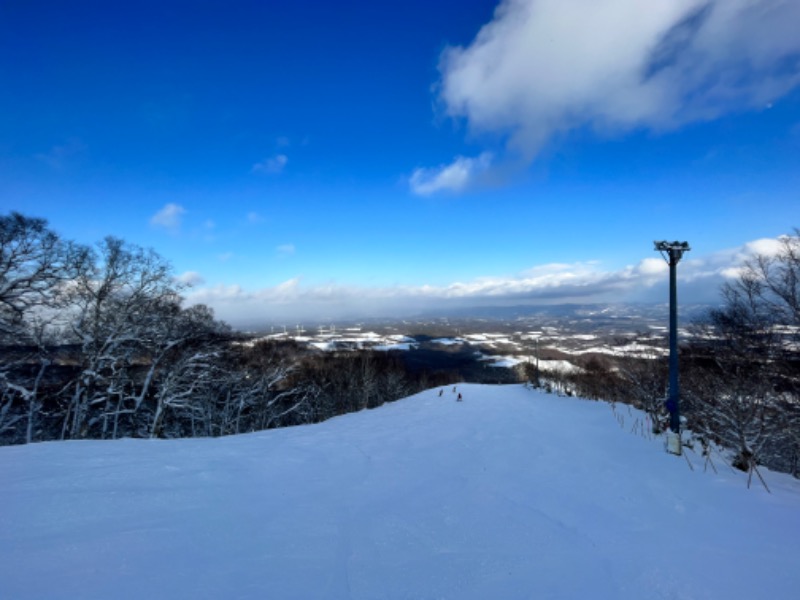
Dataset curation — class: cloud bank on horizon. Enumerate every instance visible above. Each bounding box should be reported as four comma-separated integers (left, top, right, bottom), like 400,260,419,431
185,236,785,326
410,0,800,195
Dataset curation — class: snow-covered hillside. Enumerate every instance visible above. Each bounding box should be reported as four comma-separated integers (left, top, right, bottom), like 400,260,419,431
2,385,798,599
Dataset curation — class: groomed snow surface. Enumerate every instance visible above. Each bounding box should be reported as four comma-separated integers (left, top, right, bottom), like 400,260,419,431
2,385,799,599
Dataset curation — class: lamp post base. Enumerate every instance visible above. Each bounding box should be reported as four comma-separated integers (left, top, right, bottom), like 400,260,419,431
666,430,682,456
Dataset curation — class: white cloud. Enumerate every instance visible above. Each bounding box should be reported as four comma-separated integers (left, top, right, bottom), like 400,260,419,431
150,203,186,231
174,271,205,287
276,244,295,257
252,154,288,175
417,0,800,192
218,252,234,262
636,257,670,276
184,234,791,326
184,263,634,326
409,153,492,196
247,211,264,224
742,237,783,258
707,236,785,281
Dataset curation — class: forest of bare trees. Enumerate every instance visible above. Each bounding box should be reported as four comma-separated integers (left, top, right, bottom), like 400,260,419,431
682,231,800,475
0,212,430,445
526,231,800,477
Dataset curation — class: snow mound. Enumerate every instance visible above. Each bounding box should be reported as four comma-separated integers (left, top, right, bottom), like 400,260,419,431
2,384,799,599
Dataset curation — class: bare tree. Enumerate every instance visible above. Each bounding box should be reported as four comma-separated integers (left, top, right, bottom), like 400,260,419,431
120,301,227,437
61,237,184,439
0,213,89,442
685,229,800,474
685,352,779,471
149,346,222,438
227,341,317,433
742,230,800,331
616,352,668,432
0,212,88,339
0,319,59,443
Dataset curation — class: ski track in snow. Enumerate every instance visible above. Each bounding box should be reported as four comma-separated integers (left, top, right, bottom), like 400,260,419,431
2,384,799,599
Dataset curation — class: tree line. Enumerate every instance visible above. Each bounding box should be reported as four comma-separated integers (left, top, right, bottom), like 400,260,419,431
0,212,435,444
524,231,800,477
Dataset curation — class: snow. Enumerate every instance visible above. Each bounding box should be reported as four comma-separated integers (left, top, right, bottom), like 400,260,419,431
554,343,667,358
2,385,799,599
477,353,525,368
430,337,464,345
474,354,583,370
539,358,584,374
373,342,416,351
463,334,517,346
479,355,584,374
310,341,335,351
308,333,416,352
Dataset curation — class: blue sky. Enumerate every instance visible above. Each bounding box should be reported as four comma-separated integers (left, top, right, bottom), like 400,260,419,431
2,0,799,326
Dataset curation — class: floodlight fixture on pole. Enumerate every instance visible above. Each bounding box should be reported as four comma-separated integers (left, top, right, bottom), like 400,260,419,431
654,240,690,455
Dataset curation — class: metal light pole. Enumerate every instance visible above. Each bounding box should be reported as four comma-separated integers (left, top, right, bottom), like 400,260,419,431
654,241,690,455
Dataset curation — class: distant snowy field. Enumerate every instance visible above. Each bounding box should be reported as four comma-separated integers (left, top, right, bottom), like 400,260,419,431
2,385,799,599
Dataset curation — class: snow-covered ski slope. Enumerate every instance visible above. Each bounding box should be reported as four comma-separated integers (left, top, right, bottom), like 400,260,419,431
2,384,799,600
